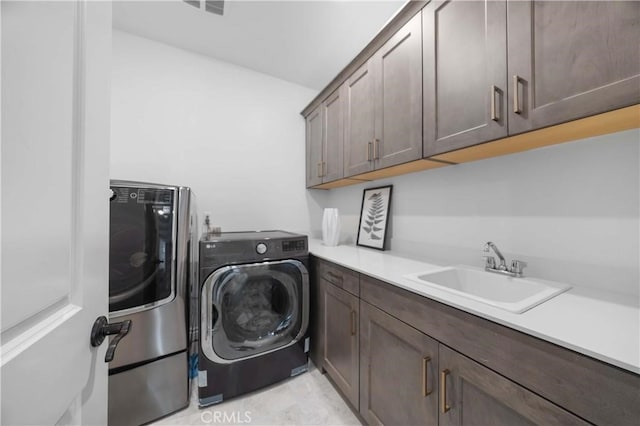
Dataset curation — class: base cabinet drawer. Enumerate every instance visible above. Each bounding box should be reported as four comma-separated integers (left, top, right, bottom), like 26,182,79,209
319,258,360,296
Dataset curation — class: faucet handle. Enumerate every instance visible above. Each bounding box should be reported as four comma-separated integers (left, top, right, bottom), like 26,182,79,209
510,260,527,276
484,255,496,269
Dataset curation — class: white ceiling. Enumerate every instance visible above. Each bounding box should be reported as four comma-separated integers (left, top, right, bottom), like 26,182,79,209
112,0,406,90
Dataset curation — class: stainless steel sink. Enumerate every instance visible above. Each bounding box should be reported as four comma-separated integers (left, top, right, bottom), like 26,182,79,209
403,266,571,313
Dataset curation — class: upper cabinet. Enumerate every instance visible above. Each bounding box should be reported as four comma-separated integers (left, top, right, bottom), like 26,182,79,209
345,13,423,177
305,105,323,187
303,0,639,188
323,87,346,182
306,87,345,187
424,0,640,157
507,0,640,135
423,0,508,157
373,13,423,170
345,62,376,177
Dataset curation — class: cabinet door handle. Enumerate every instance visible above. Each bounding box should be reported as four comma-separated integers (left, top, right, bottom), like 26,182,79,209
366,141,373,161
513,75,522,114
422,356,432,396
440,369,451,413
490,85,499,122
373,139,380,160
350,310,357,336
317,162,323,178
322,161,327,177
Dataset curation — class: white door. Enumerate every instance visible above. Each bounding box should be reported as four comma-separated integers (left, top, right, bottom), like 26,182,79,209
1,1,112,424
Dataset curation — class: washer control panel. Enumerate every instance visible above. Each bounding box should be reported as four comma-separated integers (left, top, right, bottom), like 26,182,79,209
282,239,306,252
256,243,267,255
200,232,308,264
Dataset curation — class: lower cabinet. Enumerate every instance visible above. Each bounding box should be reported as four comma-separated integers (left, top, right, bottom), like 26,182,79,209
359,302,586,426
323,281,360,409
360,301,438,426
312,256,640,425
438,345,587,426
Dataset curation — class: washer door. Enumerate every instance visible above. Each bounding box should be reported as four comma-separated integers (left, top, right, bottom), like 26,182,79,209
201,259,309,363
109,186,176,314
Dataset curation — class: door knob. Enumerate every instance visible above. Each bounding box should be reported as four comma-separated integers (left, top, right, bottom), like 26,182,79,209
90,316,132,362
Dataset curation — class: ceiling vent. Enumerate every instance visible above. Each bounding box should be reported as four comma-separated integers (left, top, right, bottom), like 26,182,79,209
183,0,225,16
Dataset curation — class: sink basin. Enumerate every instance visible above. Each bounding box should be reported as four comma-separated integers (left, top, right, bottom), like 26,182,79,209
403,266,571,313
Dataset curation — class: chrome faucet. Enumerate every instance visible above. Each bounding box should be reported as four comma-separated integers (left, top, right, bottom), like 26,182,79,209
483,242,527,277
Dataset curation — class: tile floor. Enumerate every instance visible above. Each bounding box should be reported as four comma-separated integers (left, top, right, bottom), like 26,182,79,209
150,364,361,426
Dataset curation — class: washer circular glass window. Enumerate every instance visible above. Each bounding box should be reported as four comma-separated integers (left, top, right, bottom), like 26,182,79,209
108,186,176,314
201,260,309,362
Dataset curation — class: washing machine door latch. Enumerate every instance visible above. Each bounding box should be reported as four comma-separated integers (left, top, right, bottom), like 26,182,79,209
90,316,132,362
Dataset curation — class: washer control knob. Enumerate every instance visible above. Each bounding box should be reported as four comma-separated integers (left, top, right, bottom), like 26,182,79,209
256,243,267,255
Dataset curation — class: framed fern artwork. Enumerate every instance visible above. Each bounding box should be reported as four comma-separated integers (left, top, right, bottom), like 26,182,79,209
356,185,392,250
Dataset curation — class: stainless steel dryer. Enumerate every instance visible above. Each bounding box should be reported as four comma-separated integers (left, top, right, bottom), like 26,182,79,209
198,231,309,407
108,181,196,426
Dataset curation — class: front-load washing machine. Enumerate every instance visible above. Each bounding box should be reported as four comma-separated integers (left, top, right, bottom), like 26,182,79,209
198,231,310,407
108,181,196,425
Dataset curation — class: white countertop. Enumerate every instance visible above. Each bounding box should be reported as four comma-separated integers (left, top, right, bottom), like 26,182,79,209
309,240,640,375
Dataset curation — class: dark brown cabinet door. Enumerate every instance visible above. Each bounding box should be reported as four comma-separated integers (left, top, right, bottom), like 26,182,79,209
423,0,508,157
323,86,345,183
360,302,438,426
305,105,323,187
308,258,324,370
374,12,423,169
345,62,376,177
305,88,344,187
507,0,640,135
438,345,588,426
324,281,360,409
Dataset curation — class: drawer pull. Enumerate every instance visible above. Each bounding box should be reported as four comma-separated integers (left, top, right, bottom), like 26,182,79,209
350,310,357,336
422,356,432,396
441,369,451,413
326,270,343,282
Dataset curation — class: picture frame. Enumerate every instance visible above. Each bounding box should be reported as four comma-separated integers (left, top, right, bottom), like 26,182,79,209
356,185,392,250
